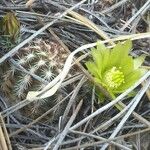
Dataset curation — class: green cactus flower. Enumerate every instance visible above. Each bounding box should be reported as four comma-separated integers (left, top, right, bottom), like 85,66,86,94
86,40,146,98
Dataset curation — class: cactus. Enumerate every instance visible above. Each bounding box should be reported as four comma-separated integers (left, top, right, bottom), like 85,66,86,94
0,39,70,118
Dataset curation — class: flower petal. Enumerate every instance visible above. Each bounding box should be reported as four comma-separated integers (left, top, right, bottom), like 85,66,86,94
120,56,134,76
91,47,103,76
115,69,142,92
107,40,132,69
97,41,110,73
86,61,101,79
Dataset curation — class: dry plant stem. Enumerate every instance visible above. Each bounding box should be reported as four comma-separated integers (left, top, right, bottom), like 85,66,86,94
44,100,83,150
109,32,150,41
101,0,129,14
1,0,7,5
26,0,36,7
0,114,9,150
101,79,150,150
77,119,91,149
36,125,150,150
76,87,96,148
70,71,150,131
121,0,150,31
92,96,136,133
27,128,150,150
131,5,150,33
44,0,114,45
9,91,73,137
0,5,41,10
68,93,147,148
62,74,83,87
68,11,114,45
142,82,150,101
62,127,150,150
2,99,32,118
80,7,110,28
70,130,131,150
62,76,86,125
0,114,12,150
0,126,8,150
0,0,87,64
118,101,150,126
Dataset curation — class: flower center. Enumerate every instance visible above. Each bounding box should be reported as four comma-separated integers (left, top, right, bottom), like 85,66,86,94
104,67,125,89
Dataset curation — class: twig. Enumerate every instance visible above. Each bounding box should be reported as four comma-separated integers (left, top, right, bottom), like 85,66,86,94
44,100,83,150
121,0,150,31
0,126,8,150
70,130,131,150
92,96,136,133
0,5,42,10
62,76,86,126
0,114,12,150
101,0,129,14
61,127,150,150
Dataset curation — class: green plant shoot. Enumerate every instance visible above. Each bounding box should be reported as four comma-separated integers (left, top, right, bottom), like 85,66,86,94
0,12,20,41
86,40,146,100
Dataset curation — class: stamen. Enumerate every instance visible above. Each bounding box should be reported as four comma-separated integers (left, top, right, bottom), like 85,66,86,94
104,67,125,89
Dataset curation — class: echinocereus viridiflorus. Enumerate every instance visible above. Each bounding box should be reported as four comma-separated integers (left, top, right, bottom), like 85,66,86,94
86,40,146,100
